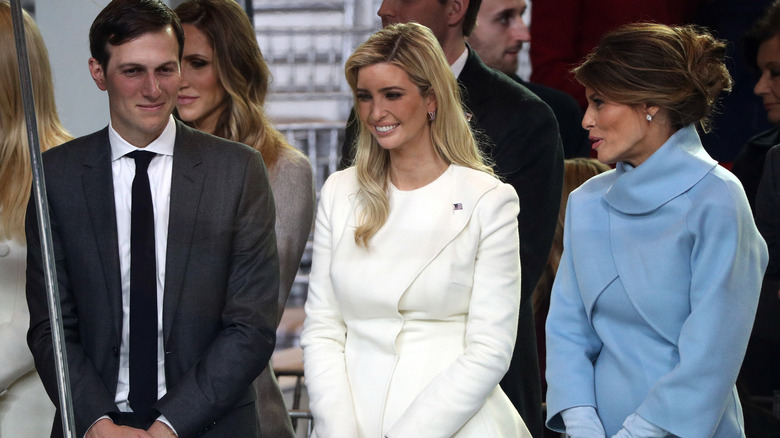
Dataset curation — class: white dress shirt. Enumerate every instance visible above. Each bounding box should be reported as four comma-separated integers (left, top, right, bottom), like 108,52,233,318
109,116,175,423
450,47,469,78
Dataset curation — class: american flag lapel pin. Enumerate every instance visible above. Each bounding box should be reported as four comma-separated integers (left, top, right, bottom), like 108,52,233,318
453,203,463,211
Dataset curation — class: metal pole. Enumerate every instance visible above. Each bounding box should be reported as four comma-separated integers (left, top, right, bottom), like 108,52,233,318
10,1,76,436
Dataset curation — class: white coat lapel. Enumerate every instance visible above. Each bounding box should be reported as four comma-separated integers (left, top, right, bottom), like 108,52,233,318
382,166,501,306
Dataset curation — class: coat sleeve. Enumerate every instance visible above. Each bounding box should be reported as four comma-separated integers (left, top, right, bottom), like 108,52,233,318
633,179,767,438
385,183,522,437
495,95,563,309
544,199,604,433
26,192,120,436
0,245,35,392
300,174,360,438
271,152,315,323
756,145,780,278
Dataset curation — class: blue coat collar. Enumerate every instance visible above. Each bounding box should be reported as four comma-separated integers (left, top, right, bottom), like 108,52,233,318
605,125,717,214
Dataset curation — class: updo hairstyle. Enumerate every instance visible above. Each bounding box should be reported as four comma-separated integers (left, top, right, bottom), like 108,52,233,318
573,22,732,132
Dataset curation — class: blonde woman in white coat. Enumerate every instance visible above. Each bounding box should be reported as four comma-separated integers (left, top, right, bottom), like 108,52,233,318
0,2,70,434
301,23,530,438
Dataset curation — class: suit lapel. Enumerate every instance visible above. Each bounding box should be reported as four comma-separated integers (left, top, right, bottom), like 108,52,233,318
81,129,123,337
162,123,205,342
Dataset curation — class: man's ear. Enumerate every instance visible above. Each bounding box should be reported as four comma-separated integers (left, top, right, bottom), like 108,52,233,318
88,58,107,91
447,0,468,27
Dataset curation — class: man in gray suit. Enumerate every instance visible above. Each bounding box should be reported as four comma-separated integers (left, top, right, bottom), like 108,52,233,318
26,1,279,437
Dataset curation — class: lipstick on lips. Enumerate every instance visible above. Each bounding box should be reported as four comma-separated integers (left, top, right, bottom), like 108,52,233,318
589,136,603,149
177,95,197,105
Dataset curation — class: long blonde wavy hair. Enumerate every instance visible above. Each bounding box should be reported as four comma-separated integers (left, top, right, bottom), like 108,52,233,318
174,0,292,168
0,2,71,242
345,22,493,247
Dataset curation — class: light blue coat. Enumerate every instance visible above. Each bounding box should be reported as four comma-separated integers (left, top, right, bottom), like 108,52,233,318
545,125,768,437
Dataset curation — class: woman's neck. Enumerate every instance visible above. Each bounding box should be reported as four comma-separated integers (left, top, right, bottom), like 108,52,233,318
388,148,449,191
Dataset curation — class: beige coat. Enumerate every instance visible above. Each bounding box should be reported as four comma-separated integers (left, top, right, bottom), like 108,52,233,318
254,146,315,438
302,165,530,438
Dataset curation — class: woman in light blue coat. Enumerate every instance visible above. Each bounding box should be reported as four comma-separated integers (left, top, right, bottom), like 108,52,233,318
545,23,769,438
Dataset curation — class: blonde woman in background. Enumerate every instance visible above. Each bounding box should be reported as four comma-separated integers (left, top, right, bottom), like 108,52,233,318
174,1,315,436
302,23,530,438
0,2,70,435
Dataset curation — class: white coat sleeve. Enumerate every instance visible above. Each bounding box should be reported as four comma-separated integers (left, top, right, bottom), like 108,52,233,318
300,175,360,438
385,183,522,437
0,244,35,391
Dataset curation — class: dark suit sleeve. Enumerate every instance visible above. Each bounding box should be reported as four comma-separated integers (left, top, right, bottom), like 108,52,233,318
155,149,279,436
756,145,780,279
494,99,564,308
26,190,120,436
521,78,589,159
494,95,562,438
742,146,780,408
753,145,780,345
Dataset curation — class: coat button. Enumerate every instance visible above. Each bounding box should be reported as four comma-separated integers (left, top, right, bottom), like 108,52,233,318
112,347,119,356
202,421,216,432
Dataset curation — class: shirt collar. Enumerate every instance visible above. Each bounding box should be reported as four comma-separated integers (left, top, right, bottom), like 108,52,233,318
450,47,469,78
110,116,176,161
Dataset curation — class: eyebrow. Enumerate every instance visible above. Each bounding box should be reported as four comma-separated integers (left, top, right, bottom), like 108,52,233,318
183,53,208,61
356,86,404,92
115,60,179,70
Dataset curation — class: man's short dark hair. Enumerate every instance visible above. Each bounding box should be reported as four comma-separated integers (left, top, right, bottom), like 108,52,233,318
89,0,184,68
458,0,481,37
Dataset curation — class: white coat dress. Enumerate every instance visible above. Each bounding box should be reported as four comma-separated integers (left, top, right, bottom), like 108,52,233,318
301,165,530,438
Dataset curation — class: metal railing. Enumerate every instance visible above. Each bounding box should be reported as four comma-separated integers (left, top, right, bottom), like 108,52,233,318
277,120,346,193
257,27,376,94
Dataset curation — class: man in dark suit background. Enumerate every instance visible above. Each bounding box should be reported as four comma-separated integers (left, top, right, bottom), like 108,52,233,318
26,1,279,437
467,0,590,159
340,1,563,435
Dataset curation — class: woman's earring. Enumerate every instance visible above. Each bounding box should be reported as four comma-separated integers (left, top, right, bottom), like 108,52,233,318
428,111,436,121
646,113,653,122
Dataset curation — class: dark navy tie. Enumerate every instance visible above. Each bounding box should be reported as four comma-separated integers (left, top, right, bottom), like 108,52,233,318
126,150,158,420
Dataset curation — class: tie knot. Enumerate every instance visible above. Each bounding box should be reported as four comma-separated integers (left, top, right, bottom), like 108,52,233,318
127,150,156,174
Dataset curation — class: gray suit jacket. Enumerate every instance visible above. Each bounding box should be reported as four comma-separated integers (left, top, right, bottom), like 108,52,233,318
26,121,279,437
